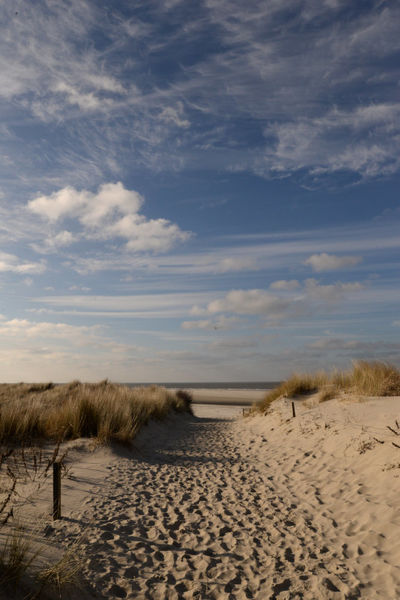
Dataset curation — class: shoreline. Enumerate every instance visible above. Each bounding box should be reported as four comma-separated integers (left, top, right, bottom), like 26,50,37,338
172,387,267,406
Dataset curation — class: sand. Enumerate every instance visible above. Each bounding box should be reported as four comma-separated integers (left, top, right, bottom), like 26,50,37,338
177,388,266,406
7,392,400,599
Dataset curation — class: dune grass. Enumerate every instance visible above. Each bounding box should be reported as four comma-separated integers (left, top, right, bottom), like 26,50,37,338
0,380,192,445
257,361,400,414
0,381,192,597
0,525,38,591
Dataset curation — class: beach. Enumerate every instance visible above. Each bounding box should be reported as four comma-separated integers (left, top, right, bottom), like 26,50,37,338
177,388,266,407
4,389,400,599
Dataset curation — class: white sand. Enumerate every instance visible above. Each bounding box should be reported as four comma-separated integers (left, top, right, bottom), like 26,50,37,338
176,388,267,406
9,393,400,599
192,403,247,419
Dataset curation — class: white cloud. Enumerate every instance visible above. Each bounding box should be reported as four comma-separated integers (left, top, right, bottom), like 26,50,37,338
32,230,77,254
260,104,400,179
54,215,400,277
28,182,191,253
53,82,104,111
304,279,364,303
0,251,46,275
304,253,362,272
207,289,291,316
270,279,300,290
28,182,142,224
181,315,240,330
0,318,101,342
0,316,148,381
159,104,190,129
52,231,76,246
190,305,209,317
214,257,258,273
187,278,364,324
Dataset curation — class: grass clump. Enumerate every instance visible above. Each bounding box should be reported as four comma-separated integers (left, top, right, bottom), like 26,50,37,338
0,382,193,597
257,361,400,414
0,526,37,590
0,381,193,445
36,535,85,598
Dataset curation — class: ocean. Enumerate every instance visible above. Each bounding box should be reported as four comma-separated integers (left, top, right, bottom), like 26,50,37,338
124,381,280,391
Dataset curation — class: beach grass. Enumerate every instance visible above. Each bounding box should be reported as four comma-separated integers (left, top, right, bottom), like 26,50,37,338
0,381,192,597
0,380,192,445
256,361,400,413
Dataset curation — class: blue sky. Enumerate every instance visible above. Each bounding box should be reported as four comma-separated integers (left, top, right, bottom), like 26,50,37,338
0,0,399,382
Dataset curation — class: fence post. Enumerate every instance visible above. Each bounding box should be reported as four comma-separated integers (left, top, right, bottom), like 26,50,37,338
53,461,61,520
291,401,296,418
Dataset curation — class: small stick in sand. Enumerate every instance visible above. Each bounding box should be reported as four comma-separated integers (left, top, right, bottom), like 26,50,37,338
292,401,296,418
387,425,400,436
53,462,61,520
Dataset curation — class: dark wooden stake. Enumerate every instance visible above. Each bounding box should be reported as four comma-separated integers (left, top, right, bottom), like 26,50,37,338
291,401,296,418
53,461,61,520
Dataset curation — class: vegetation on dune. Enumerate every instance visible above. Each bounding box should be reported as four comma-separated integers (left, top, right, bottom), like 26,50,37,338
0,380,193,597
257,361,400,414
0,380,192,445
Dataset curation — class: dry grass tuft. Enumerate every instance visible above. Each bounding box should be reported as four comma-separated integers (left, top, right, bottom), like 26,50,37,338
254,371,328,414
0,525,38,589
0,381,193,445
37,535,85,597
256,361,400,414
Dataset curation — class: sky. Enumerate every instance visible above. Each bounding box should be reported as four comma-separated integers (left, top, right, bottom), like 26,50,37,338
0,0,399,382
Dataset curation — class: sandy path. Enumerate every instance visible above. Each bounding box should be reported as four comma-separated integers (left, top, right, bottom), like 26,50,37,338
47,409,382,600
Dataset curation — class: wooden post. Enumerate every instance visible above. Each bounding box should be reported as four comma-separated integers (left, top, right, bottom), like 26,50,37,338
53,461,61,520
291,401,296,418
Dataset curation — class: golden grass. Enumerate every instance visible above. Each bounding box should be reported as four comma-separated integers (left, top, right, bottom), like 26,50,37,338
256,361,400,414
0,381,193,597
0,380,193,445
36,534,85,597
0,521,85,599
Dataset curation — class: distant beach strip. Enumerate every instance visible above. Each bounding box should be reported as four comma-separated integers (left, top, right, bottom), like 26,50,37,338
125,382,280,406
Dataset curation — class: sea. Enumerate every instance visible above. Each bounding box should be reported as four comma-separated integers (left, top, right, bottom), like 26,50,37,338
124,381,280,391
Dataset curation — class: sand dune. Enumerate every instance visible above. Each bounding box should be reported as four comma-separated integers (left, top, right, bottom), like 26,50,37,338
10,393,400,599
